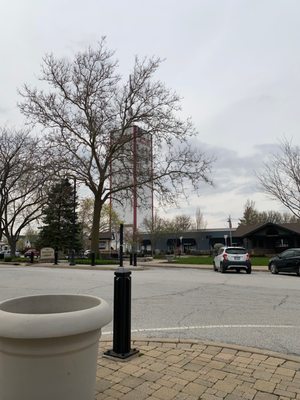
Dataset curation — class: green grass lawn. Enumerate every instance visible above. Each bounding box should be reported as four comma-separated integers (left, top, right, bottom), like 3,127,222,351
172,255,269,266
250,257,269,266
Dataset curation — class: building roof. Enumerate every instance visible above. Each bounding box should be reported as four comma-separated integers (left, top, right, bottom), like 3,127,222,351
234,222,300,237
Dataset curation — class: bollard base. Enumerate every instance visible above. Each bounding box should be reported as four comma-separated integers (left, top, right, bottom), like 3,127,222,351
103,348,139,361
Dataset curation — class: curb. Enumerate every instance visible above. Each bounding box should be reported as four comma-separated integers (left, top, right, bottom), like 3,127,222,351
139,262,268,272
100,337,300,363
0,263,145,271
0,262,268,272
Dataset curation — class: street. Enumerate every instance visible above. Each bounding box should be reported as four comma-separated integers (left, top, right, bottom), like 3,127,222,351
0,265,299,355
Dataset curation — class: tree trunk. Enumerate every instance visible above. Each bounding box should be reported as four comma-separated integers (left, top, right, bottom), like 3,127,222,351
7,237,17,257
90,195,102,257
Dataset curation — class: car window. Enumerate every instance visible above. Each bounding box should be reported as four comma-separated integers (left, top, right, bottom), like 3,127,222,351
281,250,294,258
226,248,247,255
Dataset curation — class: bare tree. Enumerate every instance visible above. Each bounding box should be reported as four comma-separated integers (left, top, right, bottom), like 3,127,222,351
162,214,192,255
142,211,169,255
0,128,51,255
281,212,299,223
194,206,207,230
239,199,298,226
239,200,259,225
142,211,168,233
168,215,192,232
19,39,213,255
78,198,121,249
258,140,300,219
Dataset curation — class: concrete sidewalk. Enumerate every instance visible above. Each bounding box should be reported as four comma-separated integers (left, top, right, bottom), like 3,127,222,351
96,339,300,400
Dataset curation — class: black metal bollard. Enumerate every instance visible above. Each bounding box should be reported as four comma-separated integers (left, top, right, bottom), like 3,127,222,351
90,252,95,266
133,253,137,266
104,223,138,360
30,251,34,264
54,250,58,265
129,253,133,265
69,249,75,266
104,268,138,359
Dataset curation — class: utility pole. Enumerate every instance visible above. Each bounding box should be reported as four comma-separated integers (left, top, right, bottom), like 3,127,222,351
228,215,233,246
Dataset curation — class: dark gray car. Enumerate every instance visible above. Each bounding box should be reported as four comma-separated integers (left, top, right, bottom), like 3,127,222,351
268,248,300,276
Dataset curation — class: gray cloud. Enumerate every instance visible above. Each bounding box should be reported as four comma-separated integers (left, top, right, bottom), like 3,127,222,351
1,0,299,226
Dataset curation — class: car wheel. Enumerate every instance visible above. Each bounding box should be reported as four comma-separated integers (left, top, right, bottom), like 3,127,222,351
236,268,240,273
220,263,226,273
246,267,252,274
213,262,217,271
297,266,300,277
270,263,278,274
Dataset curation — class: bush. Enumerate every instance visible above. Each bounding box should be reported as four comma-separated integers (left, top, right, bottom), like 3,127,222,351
75,258,118,265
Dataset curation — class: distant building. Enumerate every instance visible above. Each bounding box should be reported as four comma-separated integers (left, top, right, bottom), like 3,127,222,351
140,228,239,255
139,222,300,255
233,222,300,255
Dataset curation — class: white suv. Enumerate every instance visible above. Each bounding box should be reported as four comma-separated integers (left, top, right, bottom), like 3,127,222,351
213,246,251,274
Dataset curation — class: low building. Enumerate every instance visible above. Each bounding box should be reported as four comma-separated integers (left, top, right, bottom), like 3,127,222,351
139,222,300,255
233,222,300,255
140,228,238,255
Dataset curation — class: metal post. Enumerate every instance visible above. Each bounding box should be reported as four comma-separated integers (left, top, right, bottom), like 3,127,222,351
119,223,123,268
133,253,137,266
224,235,228,246
54,250,58,265
104,224,139,360
69,177,76,266
69,249,75,266
91,252,95,266
228,215,233,246
180,236,183,256
30,251,34,264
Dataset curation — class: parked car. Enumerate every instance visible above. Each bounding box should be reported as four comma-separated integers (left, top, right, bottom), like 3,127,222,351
84,250,92,258
213,246,252,274
268,248,300,276
24,249,39,258
0,250,20,258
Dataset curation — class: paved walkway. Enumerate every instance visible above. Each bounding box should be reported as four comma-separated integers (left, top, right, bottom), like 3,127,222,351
96,339,300,400
2,260,298,398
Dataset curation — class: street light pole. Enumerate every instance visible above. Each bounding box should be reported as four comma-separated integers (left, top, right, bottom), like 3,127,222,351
69,177,76,266
179,236,183,255
0,180,7,241
228,215,233,246
224,235,228,246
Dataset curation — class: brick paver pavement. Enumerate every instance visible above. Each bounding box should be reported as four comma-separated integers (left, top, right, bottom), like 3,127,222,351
96,339,300,400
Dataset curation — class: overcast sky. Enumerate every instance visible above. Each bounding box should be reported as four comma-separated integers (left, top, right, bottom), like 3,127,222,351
1,0,300,228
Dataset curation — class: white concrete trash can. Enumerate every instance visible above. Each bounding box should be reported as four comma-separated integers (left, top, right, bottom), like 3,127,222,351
0,294,112,400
